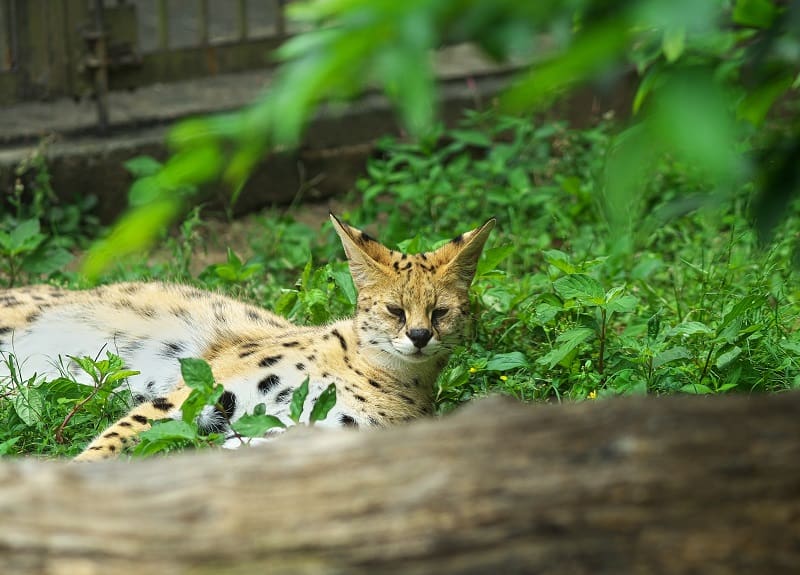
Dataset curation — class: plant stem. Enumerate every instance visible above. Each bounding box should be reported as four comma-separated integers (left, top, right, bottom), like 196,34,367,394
598,307,607,376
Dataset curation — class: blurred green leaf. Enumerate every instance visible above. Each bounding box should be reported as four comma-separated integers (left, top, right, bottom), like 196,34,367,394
733,0,777,28
309,383,337,424
81,199,182,280
662,27,686,62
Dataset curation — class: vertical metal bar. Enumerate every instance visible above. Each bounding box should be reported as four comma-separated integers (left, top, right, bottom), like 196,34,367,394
157,0,168,50
0,0,8,71
92,0,109,133
198,0,208,45
276,0,285,37
237,0,248,40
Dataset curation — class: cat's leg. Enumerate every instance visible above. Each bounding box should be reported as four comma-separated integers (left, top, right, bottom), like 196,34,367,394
74,385,191,462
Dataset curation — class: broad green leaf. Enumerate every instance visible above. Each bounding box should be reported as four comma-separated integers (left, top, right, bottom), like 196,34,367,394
653,346,691,369
607,294,637,314
669,322,714,337
486,352,529,371
180,358,223,423
543,250,577,274
329,266,358,305
679,383,714,395
733,0,777,28
538,327,595,369
290,377,310,423
309,383,337,424
82,199,182,280
13,387,43,426
22,245,73,275
124,155,163,178
450,129,492,147
738,75,794,126
139,419,197,441
180,358,216,392
649,70,740,184
502,22,630,112
136,420,199,454
662,27,686,62
0,436,21,456
68,356,99,381
232,413,286,437
715,346,742,369
9,219,44,252
105,369,141,385
477,245,514,277
553,274,605,305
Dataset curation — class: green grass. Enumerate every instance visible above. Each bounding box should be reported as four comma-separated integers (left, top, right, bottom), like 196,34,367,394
2,109,799,457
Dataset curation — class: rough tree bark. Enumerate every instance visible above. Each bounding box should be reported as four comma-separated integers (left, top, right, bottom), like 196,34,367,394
0,394,798,575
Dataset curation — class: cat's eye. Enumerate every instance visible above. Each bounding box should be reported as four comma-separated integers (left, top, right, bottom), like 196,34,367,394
432,307,449,322
386,305,406,322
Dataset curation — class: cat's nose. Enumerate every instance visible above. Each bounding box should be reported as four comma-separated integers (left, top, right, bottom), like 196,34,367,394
407,328,432,349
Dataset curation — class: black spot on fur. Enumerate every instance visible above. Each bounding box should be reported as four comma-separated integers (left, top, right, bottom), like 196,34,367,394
90,446,102,451
119,421,132,427
296,362,305,371
354,394,366,402
402,262,413,270
331,329,347,351
393,261,399,270
259,355,282,368
282,341,300,348
258,374,281,394
451,233,464,245
401,253,407,260
0,327,11,335
109,445,116,452
25,312,40,323
152,397,174,411
368,417,379,426
306,354,316,362
339,415,358,428
239,349,257,358
104,431,119,438
368,379,382,389
321,372,330,379
275,388,293,403
161,341,185,358
134,394,146,403
420,252,428,261
138,306,157,318
399,394,416,405
218,391,237,419
359,231,375,243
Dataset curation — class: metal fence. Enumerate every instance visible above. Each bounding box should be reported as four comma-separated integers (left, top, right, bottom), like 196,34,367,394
0,0,291,127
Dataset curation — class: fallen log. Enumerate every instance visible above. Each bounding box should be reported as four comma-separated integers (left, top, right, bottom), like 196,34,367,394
0,393,798,574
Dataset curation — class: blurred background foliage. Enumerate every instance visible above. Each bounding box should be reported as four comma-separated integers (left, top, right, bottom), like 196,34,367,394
82,0,800,278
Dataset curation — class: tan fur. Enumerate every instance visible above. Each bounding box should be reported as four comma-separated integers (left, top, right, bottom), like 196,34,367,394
0,215,495,461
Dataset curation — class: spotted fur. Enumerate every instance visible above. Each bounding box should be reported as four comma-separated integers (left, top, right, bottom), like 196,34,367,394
0,215,495,461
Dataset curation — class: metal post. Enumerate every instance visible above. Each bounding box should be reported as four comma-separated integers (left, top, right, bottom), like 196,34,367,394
237,0,247,41
198,0,209,45
157,0,168,50
276,0,285,37
92,0,109,133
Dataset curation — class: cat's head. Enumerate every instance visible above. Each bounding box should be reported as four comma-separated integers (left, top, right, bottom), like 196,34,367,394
330,214,495,365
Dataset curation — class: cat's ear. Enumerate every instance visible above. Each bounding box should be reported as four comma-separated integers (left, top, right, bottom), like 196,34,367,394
435,218,496,289
330,214,393,287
